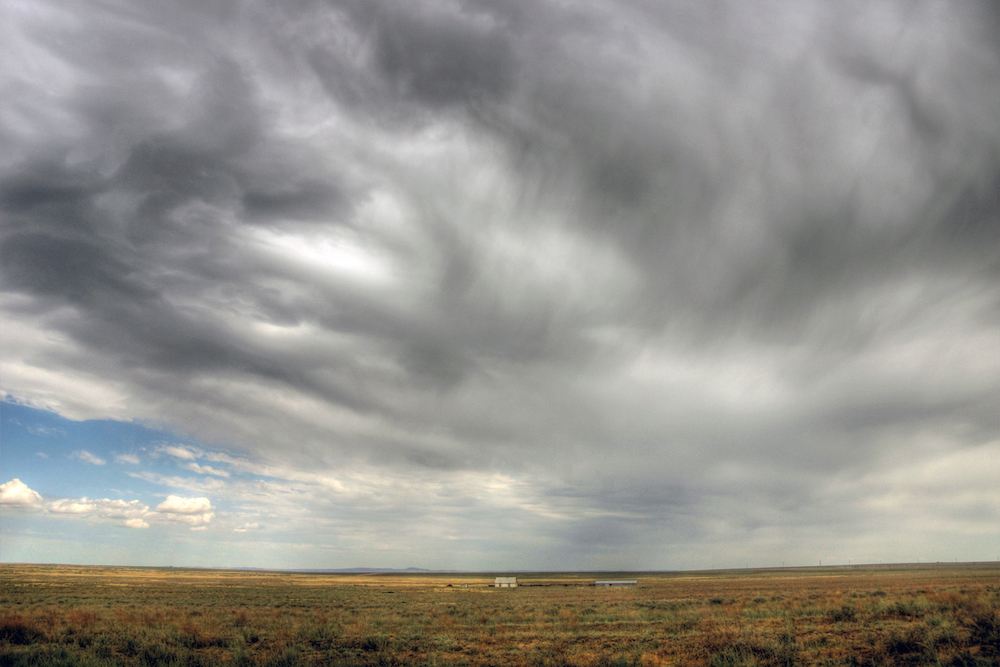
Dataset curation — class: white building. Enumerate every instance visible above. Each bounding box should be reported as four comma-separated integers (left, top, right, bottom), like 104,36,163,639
494,577,518,588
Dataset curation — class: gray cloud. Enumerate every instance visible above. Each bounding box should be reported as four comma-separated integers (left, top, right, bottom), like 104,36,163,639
1,0,997,567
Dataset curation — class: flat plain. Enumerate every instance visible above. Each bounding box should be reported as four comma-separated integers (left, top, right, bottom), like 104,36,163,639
1,562,998,666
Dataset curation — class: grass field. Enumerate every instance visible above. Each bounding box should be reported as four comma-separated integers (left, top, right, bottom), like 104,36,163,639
1,562,998,666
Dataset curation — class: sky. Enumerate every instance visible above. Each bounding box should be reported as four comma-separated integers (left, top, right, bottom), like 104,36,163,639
1,0,998,571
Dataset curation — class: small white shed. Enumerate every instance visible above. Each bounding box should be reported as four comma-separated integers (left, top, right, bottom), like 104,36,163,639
494,577,518,588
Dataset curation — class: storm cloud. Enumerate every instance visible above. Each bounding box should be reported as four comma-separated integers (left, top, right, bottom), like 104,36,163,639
1,0,997,569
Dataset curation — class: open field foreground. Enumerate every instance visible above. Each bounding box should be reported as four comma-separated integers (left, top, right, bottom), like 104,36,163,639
1,563,998,667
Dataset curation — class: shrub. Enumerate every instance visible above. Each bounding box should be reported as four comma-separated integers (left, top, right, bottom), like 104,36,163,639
964,602,1000,652
709,647,754,667
827,605,857,623
138,642,183,666
0,614,44,645
68,610,100,628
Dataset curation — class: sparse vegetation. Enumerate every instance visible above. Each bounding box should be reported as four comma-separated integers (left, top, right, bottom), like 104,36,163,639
1,563,997,666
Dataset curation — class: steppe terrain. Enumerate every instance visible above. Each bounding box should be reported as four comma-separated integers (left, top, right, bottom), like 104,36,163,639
1,562,998,666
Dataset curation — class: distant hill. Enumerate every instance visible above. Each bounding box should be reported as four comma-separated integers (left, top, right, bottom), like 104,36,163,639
230,567,451,573
296,567,439,573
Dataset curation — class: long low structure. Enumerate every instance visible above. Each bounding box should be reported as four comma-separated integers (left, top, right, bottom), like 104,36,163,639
595,580,638,586
494,577,518,588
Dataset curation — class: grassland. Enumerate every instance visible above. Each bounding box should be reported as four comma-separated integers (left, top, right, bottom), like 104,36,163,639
1,562,998,666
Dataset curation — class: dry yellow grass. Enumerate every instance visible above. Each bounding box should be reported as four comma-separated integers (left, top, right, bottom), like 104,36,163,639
1,562,998,666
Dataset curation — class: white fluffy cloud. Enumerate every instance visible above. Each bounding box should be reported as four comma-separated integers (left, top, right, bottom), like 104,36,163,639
1,479,213,531
49,499,97,514
0,478,43,507
155,495,215,528
155,495,213,514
